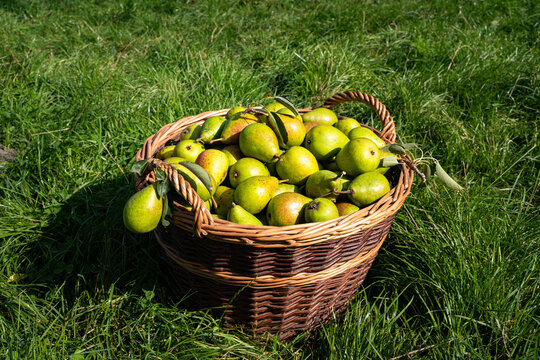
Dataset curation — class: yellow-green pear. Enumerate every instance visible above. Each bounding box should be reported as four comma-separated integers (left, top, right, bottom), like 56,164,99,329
302,108,338,126
123,184,163,233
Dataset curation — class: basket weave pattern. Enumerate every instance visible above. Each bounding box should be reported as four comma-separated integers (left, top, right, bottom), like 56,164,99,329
135,91,414,339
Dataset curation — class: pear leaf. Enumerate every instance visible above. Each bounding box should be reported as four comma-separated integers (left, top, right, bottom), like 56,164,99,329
423,163,432,181
154,169,167,182
161,195,170,227
435,162,463,191
155,179,170,199
274,96,299,116
131,159,149,174
228,112,243,121
382,155,400,167
380,144,406,155
267,111,289,147
401,143,419,150
179,161,214,194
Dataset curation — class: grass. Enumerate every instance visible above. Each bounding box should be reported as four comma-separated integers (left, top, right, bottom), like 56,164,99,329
0,0,538,358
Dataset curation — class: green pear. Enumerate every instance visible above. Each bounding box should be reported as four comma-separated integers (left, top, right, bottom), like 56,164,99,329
323,160,340,172
180,124,202,141
335,118,361,136
214,186,235,217
164,156,187,164
303,121,320,133
271,183,300,198
336,138,380,176
156,145,176,159
195,149,229,185
228,203,263,226
266,192,311,226
304,198,340,223
228,157,270,188
305,170,348,200
348,127,386,148
304,125,350,161
222,144,243,167
265,102,286,113
239,123,281,163
226,106,246,120
198,116,227,144
212,213,227,220
123,184,163,233
233,175,279,214
171,163,216,201
276,146,319,185
173,140,205,162
218,113,258,145
335,202,360,216
347,172,391,207
302,108,338,126
276,111,306,148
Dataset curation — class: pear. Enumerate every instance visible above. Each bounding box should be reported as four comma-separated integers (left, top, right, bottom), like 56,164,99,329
164,156,187,164
214,186,235,217
336,138,380,176
180,124,202,141
198,116,227,144
123,183,163,233
228,203,263,226
195,149,229,185
336,202,360,216
305,170,348,200
265,102,286,113
212,214,227,220
347,172,391,207
226,106,246,120
222,144,243,167
348,127,386,148
322,160,340,172
266,192,311,226
303,121,320,133
156,145,176,159
276,146,319,185
304,125,350,161
171,163,216,201
173,140,205,162
271,183,300,198
218,113,258,145
304,198,340,223
239,123,281,163
335,117,361,136
302,108,338,126
228,157,270,188
233,175,279,214
276,111,306,148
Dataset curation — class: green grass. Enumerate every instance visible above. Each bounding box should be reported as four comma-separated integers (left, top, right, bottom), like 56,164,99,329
1,0,538,358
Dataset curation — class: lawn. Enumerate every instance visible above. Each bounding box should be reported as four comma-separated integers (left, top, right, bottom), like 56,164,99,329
0,0,538,358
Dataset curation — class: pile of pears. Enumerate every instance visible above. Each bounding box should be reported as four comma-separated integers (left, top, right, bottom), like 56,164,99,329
124,101,399,233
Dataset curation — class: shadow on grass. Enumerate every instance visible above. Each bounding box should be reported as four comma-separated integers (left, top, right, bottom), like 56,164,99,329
25,175,184,305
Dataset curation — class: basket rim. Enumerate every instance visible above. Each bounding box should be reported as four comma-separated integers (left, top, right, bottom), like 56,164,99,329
134,91,414,247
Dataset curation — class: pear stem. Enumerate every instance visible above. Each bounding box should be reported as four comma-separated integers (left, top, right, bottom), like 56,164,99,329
402,157,426,183
334,190,354,195
332,171,347,181
278,179,289,183
209,137,224,144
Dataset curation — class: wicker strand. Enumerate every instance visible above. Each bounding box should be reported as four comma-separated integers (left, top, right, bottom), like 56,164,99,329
155,230,385,289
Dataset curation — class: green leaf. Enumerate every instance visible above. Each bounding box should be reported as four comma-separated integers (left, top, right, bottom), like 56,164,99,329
267,111,289,147
155,179,170,198
179,161,214,194
274,96,299,116
435,162,463,191
382,155,400,167
154,169,167,182
131,159,148,174
423,163,432,181
161,195,170,227
401,143,419,150
380,144,406,155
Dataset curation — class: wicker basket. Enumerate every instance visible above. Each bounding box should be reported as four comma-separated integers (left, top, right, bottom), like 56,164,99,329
134,91,414,340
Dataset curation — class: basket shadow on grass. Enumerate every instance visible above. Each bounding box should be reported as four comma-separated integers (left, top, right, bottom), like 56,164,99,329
26,175,186,307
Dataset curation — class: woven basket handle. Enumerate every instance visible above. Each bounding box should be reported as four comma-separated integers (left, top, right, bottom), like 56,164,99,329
136,161,214,238
323,91,396,142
